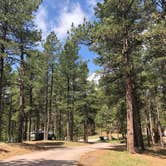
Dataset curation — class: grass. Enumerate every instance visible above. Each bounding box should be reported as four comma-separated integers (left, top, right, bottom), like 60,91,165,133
96,151,148,166
88,135,99,140
79,143,166,166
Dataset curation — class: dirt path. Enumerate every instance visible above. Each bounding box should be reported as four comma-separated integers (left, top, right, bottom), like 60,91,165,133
0,143,110,166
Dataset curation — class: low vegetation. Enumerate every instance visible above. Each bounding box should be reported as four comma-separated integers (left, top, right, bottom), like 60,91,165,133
79,144,166,166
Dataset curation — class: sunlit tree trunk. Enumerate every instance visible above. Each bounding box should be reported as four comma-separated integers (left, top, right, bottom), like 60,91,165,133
123,37,135,153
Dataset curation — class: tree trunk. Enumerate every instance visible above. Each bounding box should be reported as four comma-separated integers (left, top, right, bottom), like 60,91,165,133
123,36,135,153
36,105,40,132
83,109,88,143
145,104,151,147
27,85,33,141
47,65,54,139
0,24,7,141
0,57,4,140
108,130,112,140
156,99,164,148
70,75,75,142
149,107,155,145
132,90,144,150
44,69,49,140
125,77,135,153
66,76,70,141
59,110,62,139
18,52,25,143
7,95,12,142
69,110,74,141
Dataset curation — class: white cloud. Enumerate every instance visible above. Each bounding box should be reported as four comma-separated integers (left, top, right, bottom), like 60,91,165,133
34,1,87,40
87,0,102,11
34,5,48,39
53,3,87,39
34,0,103,40
87,72,101,84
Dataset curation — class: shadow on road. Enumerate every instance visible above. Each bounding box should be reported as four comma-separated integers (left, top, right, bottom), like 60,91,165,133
0,159,78,166
93,144,126,152
21,142,65,150
0,148,10,153
143,148,166,159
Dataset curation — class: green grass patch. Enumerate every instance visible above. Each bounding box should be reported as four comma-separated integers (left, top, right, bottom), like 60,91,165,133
88,135,99,139
98,151,149,166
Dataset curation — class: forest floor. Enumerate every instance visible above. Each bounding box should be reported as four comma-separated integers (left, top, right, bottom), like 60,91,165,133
0,140,165,166
0,140,89,160
79,144,166,166
0,141,110,166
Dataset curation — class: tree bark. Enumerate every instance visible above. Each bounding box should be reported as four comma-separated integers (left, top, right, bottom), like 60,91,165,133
132,90,144,150
156,98,164,148
0,57,4,140
58,110,62,139
145,103,151,147
70,75,75,141
44,69,49,140
123,37,135,153
83,109,88,143
0,14,7,141
126,77,135,153
66,76,70,141
149,107,155,145
27,85,33,141
47,65,54,139
18,51,25,143
7,95,12,142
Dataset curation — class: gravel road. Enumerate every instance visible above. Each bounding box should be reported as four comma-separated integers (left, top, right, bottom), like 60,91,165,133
0,143,110,166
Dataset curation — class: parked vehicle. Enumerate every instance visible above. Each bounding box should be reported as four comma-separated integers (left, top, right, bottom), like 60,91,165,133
30,131,55,141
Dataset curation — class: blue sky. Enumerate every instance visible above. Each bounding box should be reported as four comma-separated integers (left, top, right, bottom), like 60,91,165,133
34,0,102,74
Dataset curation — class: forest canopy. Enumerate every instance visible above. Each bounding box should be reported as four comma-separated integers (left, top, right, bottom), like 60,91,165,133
0,0,165,153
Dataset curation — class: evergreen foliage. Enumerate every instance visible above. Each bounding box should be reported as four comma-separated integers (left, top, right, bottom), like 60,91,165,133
0,0,165,153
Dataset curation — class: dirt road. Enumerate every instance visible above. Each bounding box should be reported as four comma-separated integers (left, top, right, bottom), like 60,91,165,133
0,143,110,166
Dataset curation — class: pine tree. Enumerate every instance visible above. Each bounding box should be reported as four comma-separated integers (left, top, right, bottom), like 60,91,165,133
13,0,41,142
0,0,21,141
59,36,80,141
87,0,146,152
43,31,61,140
